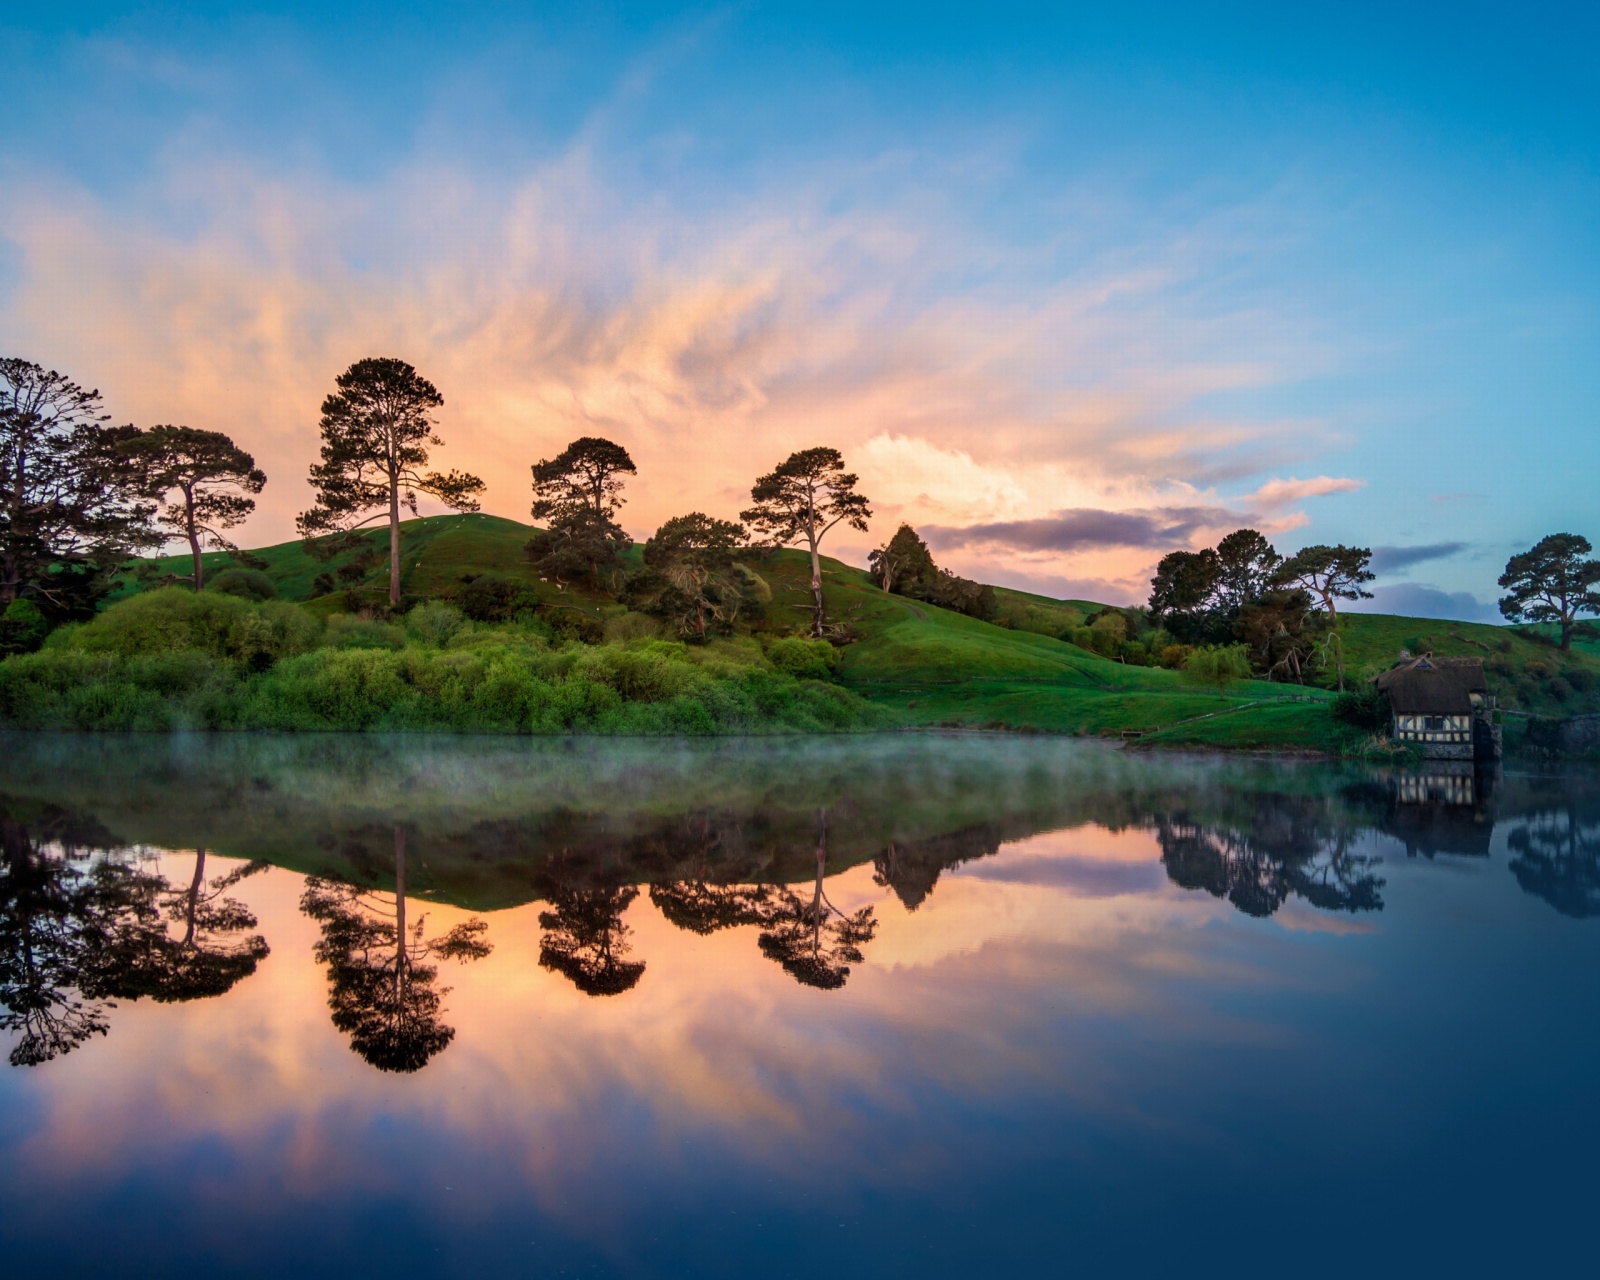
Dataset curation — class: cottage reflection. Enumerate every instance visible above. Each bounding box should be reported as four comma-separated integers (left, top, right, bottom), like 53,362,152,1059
1383,764,1496,860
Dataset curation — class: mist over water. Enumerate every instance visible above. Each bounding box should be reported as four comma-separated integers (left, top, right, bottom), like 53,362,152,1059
0,734,1595,1277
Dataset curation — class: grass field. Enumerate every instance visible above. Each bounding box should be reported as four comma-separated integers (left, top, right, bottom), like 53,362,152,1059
78,512,1600,747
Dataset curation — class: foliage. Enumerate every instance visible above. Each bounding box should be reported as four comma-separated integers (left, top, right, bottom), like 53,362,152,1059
208,568,277,601
1272,544,1374,690
766,636,840,680
868,523,937,594
404,600,464,647
121,424,265,591
1330,683,1390,732
1,358,156,615
527,436,636,585
296,357,485,604
1498,533,1600,652
742,447,871,637
456,574,540,623
867,522,994,620
0,599,49,656
638,512,751,638
1181,644,1253,699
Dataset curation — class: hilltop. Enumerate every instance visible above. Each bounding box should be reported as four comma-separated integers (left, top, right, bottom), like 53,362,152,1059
94,511,1597,749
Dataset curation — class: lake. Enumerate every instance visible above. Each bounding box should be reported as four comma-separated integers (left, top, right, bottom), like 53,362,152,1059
0,733,1595,1278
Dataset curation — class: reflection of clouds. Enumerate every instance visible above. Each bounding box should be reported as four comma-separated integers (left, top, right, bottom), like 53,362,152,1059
7,825,1299,1235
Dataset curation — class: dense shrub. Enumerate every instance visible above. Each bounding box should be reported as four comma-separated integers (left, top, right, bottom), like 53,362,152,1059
0,596,887,735
61,588,321,670
1567,666,1596,694
1331,684,1391,731
0,599,49,656
457,575,540,623
766,636,840,680
405,601,464,648
209,568,277,600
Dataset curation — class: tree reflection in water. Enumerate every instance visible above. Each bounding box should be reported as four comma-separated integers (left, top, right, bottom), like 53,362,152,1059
0,812,111,1066
1154,792,1385,918
538,886,646,996
302,826,491,1073
89,850,270,1004
755,809,877,990
1508,805,1600,918
0,803,275,1067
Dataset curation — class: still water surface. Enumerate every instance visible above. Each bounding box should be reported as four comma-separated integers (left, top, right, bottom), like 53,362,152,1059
0,733,1596,1278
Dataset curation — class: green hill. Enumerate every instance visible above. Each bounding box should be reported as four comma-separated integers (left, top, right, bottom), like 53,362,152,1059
44,512,1600,747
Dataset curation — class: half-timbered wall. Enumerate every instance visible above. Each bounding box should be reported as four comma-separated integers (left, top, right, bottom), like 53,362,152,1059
1393,713,1471,744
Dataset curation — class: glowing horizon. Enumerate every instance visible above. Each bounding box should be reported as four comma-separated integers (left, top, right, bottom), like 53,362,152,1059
2,4,1595,616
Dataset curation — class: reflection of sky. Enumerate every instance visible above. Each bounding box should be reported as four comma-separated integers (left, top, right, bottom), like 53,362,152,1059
3,821,1598,1276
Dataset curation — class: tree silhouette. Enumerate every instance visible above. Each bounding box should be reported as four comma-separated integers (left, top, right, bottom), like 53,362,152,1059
538,885,645,996
527,436,636,585
742,448,871,637
640,513,750,638
1272,545,1374,690
649,880,772,934
296,358,485,605
302,827,491,1072
1507,805,1600,917
755,810,877,990
1497,533,1600,652
86,850,270,1003
1156,793,1384,918
123,425,266,591
0,815,110,1066
0,358,156,615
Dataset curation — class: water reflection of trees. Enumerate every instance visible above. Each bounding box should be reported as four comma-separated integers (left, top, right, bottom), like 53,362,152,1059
302,827,490,1073
1153,792,1386,918
538,886,646,996
0,803,271,1067
753,811,877,990
1507,805,1600,918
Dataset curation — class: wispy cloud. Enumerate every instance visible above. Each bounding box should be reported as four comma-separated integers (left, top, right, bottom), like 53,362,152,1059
923,506,1252,555
1369,542,1468,576
1347,582,1498,623
1243,475,1364,508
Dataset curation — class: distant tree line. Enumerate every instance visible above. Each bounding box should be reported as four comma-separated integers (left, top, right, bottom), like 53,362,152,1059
6,350,1600,668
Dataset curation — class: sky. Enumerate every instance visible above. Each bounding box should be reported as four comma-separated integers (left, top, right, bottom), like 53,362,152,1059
1,2,1595,618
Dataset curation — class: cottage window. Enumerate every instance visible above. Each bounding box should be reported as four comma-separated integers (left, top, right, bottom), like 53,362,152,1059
1424,715,1445,731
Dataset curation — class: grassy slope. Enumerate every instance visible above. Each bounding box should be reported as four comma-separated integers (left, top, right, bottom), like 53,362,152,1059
120,513,1599,746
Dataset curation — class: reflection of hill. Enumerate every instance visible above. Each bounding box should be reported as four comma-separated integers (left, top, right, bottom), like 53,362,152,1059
3,733,1597,923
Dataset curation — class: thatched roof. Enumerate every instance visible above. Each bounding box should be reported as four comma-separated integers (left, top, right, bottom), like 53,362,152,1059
1375,656,1488,715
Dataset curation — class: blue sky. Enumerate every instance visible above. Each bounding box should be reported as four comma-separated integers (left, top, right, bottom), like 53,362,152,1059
1,2,1595,616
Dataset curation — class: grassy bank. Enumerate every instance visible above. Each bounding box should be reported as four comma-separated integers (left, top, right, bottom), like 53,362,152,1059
10,512,1592,749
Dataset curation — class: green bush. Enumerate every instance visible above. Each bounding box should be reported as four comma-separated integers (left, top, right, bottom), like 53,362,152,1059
208,568,277,601
457,575,539,623
0,599,50,656
62,588,321,670
0,601,889,735
766,636,839,680
1331,684,1390,731
405,601,464,648
324,614,405,650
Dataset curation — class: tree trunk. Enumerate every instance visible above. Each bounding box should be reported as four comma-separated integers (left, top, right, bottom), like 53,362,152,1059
810,810,827,961
388,478,402,606
184,848,206,945
808,532,825,638
1326,598,1345,691
184,485,204,591
393,826,407,1002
